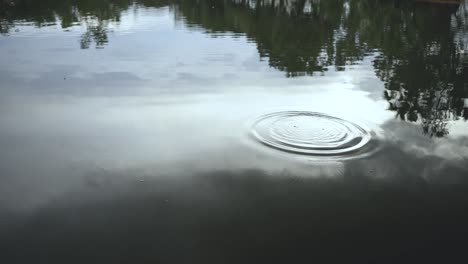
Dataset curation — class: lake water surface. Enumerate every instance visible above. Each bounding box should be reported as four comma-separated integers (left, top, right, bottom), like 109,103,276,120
1,0,468,263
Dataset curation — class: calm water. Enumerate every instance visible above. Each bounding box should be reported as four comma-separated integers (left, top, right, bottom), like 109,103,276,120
1,0,468,263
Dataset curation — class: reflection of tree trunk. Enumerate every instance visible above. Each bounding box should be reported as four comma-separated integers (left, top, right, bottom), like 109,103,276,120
80,21,108,49
394,0,401,8
464,99,468,120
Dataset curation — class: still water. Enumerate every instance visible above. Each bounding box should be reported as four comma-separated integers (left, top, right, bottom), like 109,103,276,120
1,0,468,262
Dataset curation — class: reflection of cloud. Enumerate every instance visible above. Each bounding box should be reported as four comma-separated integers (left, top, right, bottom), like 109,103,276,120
347,119,468,183
0,68,149,96
241,51,267,72
392,120,468,161
0,70,28,90
176,72,199,80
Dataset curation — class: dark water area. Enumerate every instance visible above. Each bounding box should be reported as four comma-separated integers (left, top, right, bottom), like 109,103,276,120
1,0,468,263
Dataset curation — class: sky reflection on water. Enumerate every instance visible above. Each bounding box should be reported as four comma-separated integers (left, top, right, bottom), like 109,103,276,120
1,1,468,263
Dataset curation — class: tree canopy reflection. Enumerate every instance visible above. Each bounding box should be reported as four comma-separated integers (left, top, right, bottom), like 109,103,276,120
0,0,169,48
1,0,467,137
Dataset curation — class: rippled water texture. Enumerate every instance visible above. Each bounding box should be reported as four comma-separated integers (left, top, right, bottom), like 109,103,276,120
251,111,372,157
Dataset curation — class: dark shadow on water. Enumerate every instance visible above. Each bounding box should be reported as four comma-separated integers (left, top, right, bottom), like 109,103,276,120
2,133,468,263
2,172,468,263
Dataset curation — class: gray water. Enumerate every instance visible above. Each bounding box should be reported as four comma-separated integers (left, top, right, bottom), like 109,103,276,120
1,0,468,263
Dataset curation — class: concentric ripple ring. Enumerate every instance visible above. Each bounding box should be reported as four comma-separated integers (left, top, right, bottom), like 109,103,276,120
250,111,372,156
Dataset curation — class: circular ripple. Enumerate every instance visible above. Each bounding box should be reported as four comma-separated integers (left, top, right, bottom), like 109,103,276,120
250,111,372,156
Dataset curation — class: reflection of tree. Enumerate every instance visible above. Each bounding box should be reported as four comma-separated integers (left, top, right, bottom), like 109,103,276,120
0,0,122,47
173,0,347,76
385,86,456,137
171,0,468,137
257,0,468,137
367,1,468,137
0,0,15,34
0,19,11,34
0,0,169,47
1,0,467,136
79,21,109,49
